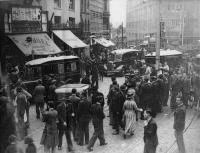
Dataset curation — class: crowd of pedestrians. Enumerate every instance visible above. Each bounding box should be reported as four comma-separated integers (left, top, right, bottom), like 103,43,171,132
0,60,199,153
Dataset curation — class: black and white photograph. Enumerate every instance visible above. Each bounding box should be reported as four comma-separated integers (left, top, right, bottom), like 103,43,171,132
0,0,200,153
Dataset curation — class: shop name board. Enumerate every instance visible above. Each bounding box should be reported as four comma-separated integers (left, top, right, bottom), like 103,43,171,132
11,6,42,33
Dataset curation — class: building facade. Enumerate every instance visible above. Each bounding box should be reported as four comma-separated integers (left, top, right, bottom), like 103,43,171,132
32,0,80,27
89,0,110,38
80,0,90,40
126,0,200,49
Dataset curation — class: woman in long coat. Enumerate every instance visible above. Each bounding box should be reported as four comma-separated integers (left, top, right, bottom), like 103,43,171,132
40,102,58,153
123,88,142,138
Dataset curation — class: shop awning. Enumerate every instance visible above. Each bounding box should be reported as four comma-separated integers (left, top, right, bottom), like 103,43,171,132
8,33,62,55
53,30,88,48
94,37,115,47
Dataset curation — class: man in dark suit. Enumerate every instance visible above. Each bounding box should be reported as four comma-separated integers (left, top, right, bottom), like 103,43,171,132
143,109,158,153
138,76,153,119
92,86,105,108
110,86,124,135
57,99,74,152
87,97,107,152
173,94,186,153
77,90,91,145
33,80,46,119
69,88,81,142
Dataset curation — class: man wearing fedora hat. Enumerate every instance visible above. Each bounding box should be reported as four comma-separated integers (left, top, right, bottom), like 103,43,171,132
173,91,186,153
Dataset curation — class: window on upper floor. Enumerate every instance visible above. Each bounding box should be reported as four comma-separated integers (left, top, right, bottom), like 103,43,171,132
69,0,75,10
54,0,61,8
54,16,61,24
104,0,107,11
69,17,75,27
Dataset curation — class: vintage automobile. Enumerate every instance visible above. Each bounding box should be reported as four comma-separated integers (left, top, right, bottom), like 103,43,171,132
106,48,142,76
55,83,90,103
23,55,81,96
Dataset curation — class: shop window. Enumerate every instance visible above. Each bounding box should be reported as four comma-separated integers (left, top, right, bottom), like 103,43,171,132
69,0,75,10
54,0,61,8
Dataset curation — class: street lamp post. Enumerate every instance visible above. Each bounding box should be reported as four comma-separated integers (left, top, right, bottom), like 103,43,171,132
156,0,160,70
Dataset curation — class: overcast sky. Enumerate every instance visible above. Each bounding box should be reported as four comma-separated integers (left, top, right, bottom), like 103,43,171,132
110,0,127,28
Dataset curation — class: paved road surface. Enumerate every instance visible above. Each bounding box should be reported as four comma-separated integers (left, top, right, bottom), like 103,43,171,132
17,77,200,153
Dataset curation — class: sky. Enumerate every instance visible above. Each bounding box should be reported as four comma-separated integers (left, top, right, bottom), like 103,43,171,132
110,0,127,28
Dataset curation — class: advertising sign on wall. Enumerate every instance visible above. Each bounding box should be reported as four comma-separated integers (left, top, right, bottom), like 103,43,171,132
11,6,42,33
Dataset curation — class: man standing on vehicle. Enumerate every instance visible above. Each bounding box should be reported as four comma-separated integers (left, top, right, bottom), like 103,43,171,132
33,80,45,119
91,54,99,89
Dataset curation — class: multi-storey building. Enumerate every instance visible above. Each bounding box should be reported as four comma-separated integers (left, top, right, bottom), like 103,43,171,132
33,0,80,28
126,0,200,49
89,0,110,38
80,0,90,40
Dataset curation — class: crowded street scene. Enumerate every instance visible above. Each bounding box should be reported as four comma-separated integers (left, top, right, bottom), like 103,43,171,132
0,0,200,153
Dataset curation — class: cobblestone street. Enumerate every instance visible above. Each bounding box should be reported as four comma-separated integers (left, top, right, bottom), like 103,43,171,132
18,77,200,153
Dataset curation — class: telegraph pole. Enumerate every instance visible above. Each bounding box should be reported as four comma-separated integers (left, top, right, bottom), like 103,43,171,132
156,0,160,70
122,22,124,49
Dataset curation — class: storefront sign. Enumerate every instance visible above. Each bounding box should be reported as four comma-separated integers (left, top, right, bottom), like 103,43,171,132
11,6,42,33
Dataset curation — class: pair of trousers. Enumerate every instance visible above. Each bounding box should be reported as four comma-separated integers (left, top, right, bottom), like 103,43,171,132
25,102,30,123
144,143,157,153
44,146,56,153
174,130,186,153
58,126,73,151
35,102,44,118
88,120,105,148
113,112,121,132
71,119,77,140
109,106,114,125
78,119,89,145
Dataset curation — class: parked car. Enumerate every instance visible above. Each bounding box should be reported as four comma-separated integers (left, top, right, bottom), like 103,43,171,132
55,83,90,103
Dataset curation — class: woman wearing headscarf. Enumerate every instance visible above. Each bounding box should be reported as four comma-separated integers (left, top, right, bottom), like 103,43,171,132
123,88,143,139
